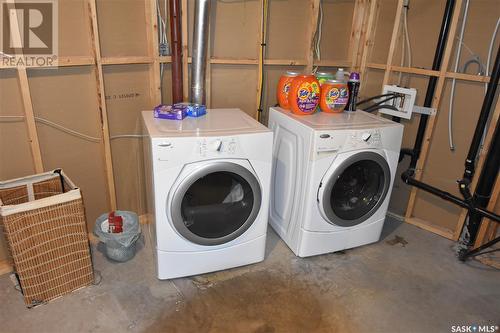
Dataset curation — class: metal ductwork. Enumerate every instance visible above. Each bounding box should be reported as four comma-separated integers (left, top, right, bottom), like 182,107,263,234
191,0,211,105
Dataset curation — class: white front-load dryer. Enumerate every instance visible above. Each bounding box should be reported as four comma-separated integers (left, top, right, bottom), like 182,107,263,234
268,107,403,257
142,109,272,279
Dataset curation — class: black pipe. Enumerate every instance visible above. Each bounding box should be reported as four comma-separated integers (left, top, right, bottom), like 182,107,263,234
409,0,456,170
463,118,500,245
458,236,500,261
401,172,500,223
462,44,500,183
169,0,183,103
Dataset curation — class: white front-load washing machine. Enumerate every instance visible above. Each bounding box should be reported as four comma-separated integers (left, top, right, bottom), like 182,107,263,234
142,109,272,279
268,107,403,257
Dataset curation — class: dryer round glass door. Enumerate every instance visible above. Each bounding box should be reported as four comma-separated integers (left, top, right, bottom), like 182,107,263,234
321,152,390,227
170,162,262,245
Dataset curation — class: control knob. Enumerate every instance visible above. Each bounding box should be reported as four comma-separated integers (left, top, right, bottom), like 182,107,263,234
361,133,372,142
210,140,223,152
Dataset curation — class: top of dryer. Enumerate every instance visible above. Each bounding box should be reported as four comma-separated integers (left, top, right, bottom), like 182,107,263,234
270,107,399,131
142,108,270,137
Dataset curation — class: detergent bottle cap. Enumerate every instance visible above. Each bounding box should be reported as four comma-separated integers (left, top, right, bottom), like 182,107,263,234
349,72,360,82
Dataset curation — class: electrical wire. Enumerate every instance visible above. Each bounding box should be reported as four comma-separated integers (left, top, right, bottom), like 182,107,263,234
397,16,405,86
315,0,323,61
448,14,497,152
463,57,485,75
0,115,23,121
0,115,147,142
0,115,102,142
110,134,147,140
35,117,102,142
0,51,14,59
402,6,412,87
397,4,412,87
486,19,500,85
448,0,470,151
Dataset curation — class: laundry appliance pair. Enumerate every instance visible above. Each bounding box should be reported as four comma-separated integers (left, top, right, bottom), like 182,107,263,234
142,107,403,279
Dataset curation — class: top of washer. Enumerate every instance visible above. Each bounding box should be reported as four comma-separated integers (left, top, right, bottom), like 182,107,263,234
270,107,399,130
142,108,270,137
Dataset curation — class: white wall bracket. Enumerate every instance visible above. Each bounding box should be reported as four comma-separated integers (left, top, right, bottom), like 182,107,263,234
413,105,436,116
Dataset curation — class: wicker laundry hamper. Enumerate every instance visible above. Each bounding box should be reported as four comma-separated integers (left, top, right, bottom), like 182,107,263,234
0,169,94,307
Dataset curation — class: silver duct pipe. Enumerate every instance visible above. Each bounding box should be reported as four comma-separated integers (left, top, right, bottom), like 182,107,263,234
191,0,211,105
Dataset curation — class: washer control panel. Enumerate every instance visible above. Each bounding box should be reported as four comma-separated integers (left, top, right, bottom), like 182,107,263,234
347,129,382,148
316,129,383,153
198,137,237,156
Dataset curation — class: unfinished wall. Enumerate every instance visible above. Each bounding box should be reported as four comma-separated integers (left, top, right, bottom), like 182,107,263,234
0,0,356,266
363,0,499,238
1,0,498,269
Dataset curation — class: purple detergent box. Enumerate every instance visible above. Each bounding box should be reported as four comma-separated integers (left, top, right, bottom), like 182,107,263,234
153,104,187,120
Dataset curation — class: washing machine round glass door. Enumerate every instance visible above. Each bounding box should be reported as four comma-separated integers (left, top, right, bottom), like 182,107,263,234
170,161,262,245
321,151,390,227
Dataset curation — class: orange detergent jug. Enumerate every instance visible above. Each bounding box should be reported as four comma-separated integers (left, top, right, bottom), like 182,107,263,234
288,74,320,115
276,71,299,109
319,79,349,113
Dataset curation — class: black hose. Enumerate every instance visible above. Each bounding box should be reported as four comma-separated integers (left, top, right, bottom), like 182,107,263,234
364,104,400,114
362,95,400,112
357,93,396,106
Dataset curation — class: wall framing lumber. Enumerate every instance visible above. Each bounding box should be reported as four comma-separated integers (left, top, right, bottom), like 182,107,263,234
146,0,161,105
406,217,455,240
381,0,403,87
5,0,44,174
0,260,12,276
101,56,153,65
359,0,380,84
472,177,499,248
348,0,371,71
17,68,44,174
366,63,491,83
87,0,117,210
305,0,321,73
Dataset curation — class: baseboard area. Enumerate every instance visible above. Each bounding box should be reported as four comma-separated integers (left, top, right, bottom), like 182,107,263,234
386,211,405,221
0,259,12,276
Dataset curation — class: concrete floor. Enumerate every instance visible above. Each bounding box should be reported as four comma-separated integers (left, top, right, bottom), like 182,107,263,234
0,216,498,333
